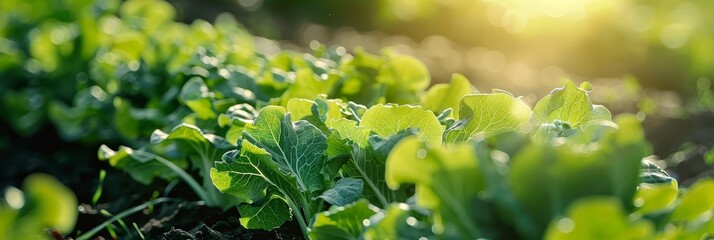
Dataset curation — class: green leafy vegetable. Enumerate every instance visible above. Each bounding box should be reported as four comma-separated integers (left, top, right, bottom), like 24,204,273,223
443,91,532,143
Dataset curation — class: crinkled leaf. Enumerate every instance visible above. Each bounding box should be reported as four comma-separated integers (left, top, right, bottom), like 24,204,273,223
211,140,304,229
309,199,378,240
242,106,328,193
444,92,532,143
360,104,443,143
317,178,363,207
329,118,370,149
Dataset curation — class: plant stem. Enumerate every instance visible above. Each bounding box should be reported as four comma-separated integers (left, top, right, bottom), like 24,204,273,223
76,198,203,240
285,196,310,239
153,155,211,204
352,161,390,207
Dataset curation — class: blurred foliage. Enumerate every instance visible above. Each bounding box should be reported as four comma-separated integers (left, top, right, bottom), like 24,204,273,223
197,0,713,98
0,174,78,239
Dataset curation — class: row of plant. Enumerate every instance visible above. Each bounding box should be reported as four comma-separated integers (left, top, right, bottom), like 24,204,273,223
2,0,714,239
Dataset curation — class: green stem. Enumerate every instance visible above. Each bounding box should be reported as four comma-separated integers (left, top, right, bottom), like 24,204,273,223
285,196,310,239
352,161,389,207
190,143,219,206
76,198,202,240
153,155,210,204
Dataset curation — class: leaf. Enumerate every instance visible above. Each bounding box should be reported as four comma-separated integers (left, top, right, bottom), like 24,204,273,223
532,80,611,128
545,197,653,240
280,68,336,106
363,203,436,240
329,118,371,149
218,104,258,145
343,129,417,208
287,97,344,129
360,104,443,143
318,178,364,207
386,136,486,238
113,97,140,139
211,140,302,229
242,106,328,193
309,199,378,240
378,55,430,104
0,174,78,239
509,115,649,235
420,73,474,115
23,174,78,233
98,145,187,185
443,92,532,143
179,77,216,119
640,160,675,184
670,179,714,222
237,194,292,230
634,181,678,215
150,123,232,150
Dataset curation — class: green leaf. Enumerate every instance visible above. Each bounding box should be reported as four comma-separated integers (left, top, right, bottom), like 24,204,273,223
532,80,611,128
360,104,443,143
363,203,436,240
151,123,232,150
113,97,140,139
329,118,371,149
179,77,217,119
0,174,78,239
443,92,532,143
634,181,678,215
287,97,344,129
343,129,417,208
22,174,78,233
237,194,292,230
670,179,714,222
509,115,649,235
242,106,328,193
420,73,474,115
309,199,378,240
280,68,336,106
640,160,675,184
4,90,46,136
545,197,653,240
386,136,486,238
210,145,271,203
704,148,714,166
98,145,186,185
318,178,364,207
378,55,430,104
211,140,303,229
